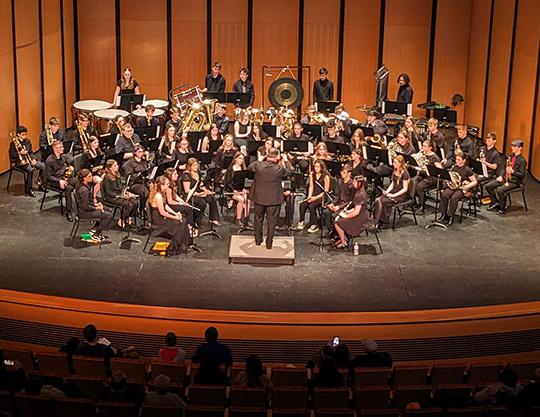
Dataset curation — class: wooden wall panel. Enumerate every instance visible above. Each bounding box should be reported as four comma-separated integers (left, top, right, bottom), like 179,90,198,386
0,0,16,172
252,0,299,108
171,0,207,90
482,0,516,152
78,0,116,101
531,78,540,180
120,0,167,100
431,0,471,123
14,0,42,149
302,0,340,108
42,0,64,124
464,0,491,133
383,0,431,116
341,0,380,120
211,0,248,92
505,0,540,158
62,0,76,123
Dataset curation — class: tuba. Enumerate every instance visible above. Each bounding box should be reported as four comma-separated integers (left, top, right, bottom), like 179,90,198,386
10,131,33,166
181,102,207,132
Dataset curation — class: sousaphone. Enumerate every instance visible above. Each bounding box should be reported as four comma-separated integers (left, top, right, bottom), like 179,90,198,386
268,77,304,109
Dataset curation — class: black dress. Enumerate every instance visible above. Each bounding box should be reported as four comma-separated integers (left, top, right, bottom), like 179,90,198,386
181,172,220,226
150,205,190,254
336,189,371,236
377,170,410,224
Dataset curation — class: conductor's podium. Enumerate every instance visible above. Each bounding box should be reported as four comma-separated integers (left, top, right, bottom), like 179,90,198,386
229,235,295,265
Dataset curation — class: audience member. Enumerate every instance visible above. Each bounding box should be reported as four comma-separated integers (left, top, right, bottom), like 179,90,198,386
101,370,143,408
74,324,115,358
351,339,393,368
192,327,233,371
59,336,80,373
144,374,186,408
475,368,523,407
25,377,65,399
234,354,272,393
334,343,350,369
159,332,186,363
0,351,27,392
519,368,540,407
310,357,345,388
194,352,227,385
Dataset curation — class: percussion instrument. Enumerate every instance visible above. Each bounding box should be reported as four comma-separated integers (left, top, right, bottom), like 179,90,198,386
268,77,304,109
132,107,166,127
94,109,129,134
72,100,112,124
143,99,169,110
171,86,203,112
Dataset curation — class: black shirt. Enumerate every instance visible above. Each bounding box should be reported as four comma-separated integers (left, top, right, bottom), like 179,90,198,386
480,146,500,177
213,114,230,135
232,79,255,107
75,183,97,213
336,178,355,205
397,85,413,104
102,175,124,202
136,116,159,127
73,126,98,153
123,158,149,179
205,73,226,93
39,128,66,150
288,133,310,141
313,79,334,102
45,153,69,184
322,134,345,144
117,79,139,95
115,134,141,154
9,138,34,164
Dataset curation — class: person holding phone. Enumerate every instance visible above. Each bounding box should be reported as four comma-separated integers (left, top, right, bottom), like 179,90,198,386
0,350,27,392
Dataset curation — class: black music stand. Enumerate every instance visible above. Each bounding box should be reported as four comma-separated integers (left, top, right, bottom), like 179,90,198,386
262,123,279,138
247,141,261,157
104,151,125,166
187,152,213,168
359,126,375,138
468,158,487,178
202,91,226,103
425,164,452,229
222,155,234,170
282,140,310,153
147,160,179,181
302,124,324,139
208,139,223,154
119,174,142,248
400,153,421,172
118,94,145,112
226,92,252,107
325,141,351,158
432,108,457,124
309,179,335,252
186,131,206,152
366,145,390,166
382,100,410,115
134,125,160,142
316,100,339,114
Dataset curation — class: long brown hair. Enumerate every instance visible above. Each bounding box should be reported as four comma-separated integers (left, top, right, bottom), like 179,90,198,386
148,176,168,206
105,159,119,180
393,155,407,177
120,67,134,90
312,159,329,179
185,157,199,175
164,167,178,194
231,151,246,170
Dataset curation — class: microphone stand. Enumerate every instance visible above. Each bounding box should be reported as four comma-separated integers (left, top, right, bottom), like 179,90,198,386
425,170,447,229
119,175,142,247
309,179,334,252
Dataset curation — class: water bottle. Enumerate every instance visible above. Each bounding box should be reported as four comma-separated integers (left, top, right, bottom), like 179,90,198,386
353,242,359,256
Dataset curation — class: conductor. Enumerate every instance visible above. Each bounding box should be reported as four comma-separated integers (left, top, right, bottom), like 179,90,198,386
248,147,289,249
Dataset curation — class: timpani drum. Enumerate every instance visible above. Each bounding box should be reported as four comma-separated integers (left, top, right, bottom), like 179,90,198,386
143,99,169,110
94,109,129,134
72,100,112,124
132,108,166,126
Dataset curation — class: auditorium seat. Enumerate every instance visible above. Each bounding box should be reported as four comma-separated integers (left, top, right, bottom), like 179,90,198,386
228,406,268,417
184,405,224,417
14,393,54,417
354,386,391,411
509,360,540,380
432,383,473,406
354,367,391,387
315,410,355,417
229,386,267,408
35,351,70,376
430,364,467,385
141,404,181,417
53,397,96,417
188,384,226,406
2,347,34,371
272,409,311,417
313,387,350,410
446,407,487,416
488,405,523,417
72,355,108,379
403,407,442,417
66,375,104,400
230,364,268,385
27,370,65,388
358,409,400,417
150,360,185,384
271,367,308,386
111,357,147,380
524,407,540,417
393,385,433,410
272,386,309,409
96,400,137,417
393,365,430,386
311,368,349,386
467,363,504,385
0,390,15,416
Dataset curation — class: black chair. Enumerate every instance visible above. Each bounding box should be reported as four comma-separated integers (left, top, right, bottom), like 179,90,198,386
506,179,528,212
40,182,67,215
6,162,28,192
391,182,418,230
459,189,480,223
348,224,383,255
68,192,101,246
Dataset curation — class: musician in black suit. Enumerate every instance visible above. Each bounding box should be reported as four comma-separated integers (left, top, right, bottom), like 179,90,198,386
396,73,413,104
203,62,226,93
248,147,289,249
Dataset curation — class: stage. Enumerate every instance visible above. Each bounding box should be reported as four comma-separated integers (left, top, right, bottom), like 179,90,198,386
0,172,539,314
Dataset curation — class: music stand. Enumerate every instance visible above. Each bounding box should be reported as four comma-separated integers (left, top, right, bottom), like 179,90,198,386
188,152,213,167
282,140,310,153
302,124,324,139
366,145,390,166
226,92,252,107
186,132,206,152
425,164,452,229
134,125,160,142
104,151,125,166
148,160,179,181
468,158,488,177
316,100,339,114
222,154,234,170
359,126,375,138
400,153,421,172
325,159,342,177
208,139,223,154
118,94,145,112
309,178,335,252
382,100,411,116
247,141,261,157
432,108,457,124
119,173,142,248
262,123,279,138
324,141,351,157
202,91,226,102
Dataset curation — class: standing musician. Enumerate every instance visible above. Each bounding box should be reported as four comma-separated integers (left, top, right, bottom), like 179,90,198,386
157,125,177,164
234,109,251,150
404,116,421,151
374,129,415,191
45,140,76,220
101,159,138,228
203,62,226,93
437,151,477,226
396,73,414,104
411,139,440,209
373,155,411,230
201,123,223,153
248,147,289,249
39,117,66,151
248,122,268,142
295,159,331,234
322,120,345,144
324,164,355,238
172,136,193,170
136,104,159,127
334,175,371,249
224,152,251,227
9,125,45,197
364,110,389,138
163,167,196,235
149,176,190,255
424,118,446,155
73,113,98,153
181,158,220,228
478,132,501,182
109,114,126,137
485,139,527,215
123,144,150,208
115,123,141,159
79,136,105,203
213,103,230,135
232,67,254,108
75,169,114,242
165,107,182,133
350,128,367,151
313,67,334,103
112,67,140,107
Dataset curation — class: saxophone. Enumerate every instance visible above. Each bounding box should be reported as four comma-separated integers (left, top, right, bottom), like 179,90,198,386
10,131,33,166
45,124,54,146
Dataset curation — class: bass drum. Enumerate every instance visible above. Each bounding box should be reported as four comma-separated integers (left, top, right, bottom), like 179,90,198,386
94,109,129,135
268,77,304,109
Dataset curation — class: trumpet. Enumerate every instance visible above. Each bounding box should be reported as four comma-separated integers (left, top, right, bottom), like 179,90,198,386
10,131,33,166
504,157,512,186
45,124,54,146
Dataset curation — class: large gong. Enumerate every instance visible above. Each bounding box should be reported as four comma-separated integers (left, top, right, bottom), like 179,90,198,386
268,77,304,109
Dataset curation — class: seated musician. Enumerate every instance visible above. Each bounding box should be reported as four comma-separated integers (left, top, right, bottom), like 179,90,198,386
485,139,527,215
322,120,345,144
404,116,422,151
300,104,316,124
437,151,477,226
287,122,312,172
201,123,223,153
224,152,251,227
45,140,76,220
79,136,105,203
334,175,371,249
123,144,150,207
233,109,251,150
351,148,369,179
112,67,140,107
172,135,193,170
374,128,415,191
334,104,352,138
256,137,274,161
149,176,190,255
280,153,296,230
441,124,476,168
350,128,366,151
75,169,113,242
364,110,389,138
115,123,141,159
373,155,410,229
109,114,126,137
412,139,440,209
39,117,66,151
295,159,331,233
312,142,331,163
248,122,268,142
157,125,177,164
73,113,98,153
423,117,446,155
213,104,230,135
165,107,182,133
163,167,196,235
289,122,310,142
136,104,159,127
478,131,500,183
214,134,238,177
181,158,220,228
324,165,355,237
232,67,254,108
9,125,45,197
101,159,138,228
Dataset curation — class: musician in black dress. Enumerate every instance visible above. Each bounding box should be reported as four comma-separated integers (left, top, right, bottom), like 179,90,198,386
485,139,527,215
157,125,177,164
374,129,415,190
79,136,105,203
334,175,371,249
234,110,251,150
373,155,411,229
324,164,355,237
213,134,238,177
123,145,150,208
248,122,268,142
39,117,66,151
295,159,331,234
411,139,440,209
203,62,226,93
136,104,159,127
101,159,138,228
201,123,223,153
9,125,45,197
350,128,366,151
149,175,190,255
75,169,113,242
396,73,413,104
351,148,369,179
313,67,334,103
112,67,140,107
437,151,477,226
163,167,196,235
73,113,98,153
115,123,141,159
224,152,251,227
232,67,254,108
248,147,289,249
172,136,192,170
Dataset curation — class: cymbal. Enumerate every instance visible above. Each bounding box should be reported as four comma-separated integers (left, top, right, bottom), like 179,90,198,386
356,104,376,112
268,77,304,109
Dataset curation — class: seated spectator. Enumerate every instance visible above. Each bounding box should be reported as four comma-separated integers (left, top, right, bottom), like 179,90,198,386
25,377,65,399
159,332,186,363
307,344,336,369
334,343,350,369
475,368,523,407
144,374,186,408
101,370,143,408
59,336,80,373
192,327,233,372
519,368,540,407
310,357,345,388
74,324,115,358
351,339,393,368
234,355,272,394
194,352,227,385
0,351,27,392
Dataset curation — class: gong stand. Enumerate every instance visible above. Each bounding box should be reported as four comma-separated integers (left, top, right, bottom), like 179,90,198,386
262,65,311,111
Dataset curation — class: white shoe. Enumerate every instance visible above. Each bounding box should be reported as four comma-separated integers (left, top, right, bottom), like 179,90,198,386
295,221,305,230
307,225,320,233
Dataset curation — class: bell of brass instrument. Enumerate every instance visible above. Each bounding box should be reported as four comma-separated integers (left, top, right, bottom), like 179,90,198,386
45,124,54,146
181,101,214,132
310,112,328,125
76,120,91,152
411,150,428,171
250,107,265,125
63,165,75,181
504,157,511,186
387,141,402,159
10,131,33,166
371,133,386,149
202,99,217,125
